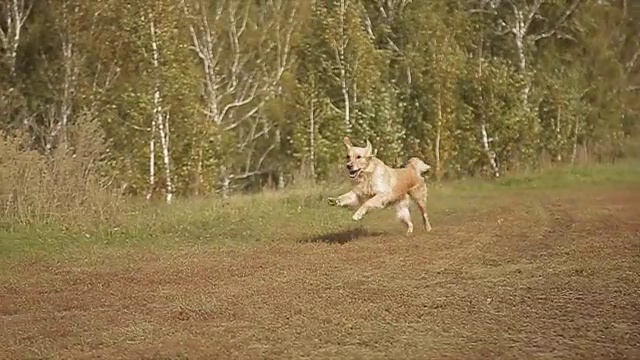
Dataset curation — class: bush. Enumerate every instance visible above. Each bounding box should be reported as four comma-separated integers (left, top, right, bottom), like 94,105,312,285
0,118,125,230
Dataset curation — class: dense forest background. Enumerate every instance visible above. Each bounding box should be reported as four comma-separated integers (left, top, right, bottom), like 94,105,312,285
1,0,639,202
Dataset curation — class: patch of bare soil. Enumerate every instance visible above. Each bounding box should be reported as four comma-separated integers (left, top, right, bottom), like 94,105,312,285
1,186,639,359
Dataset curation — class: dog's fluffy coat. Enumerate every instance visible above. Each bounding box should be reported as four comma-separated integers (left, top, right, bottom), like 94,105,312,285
328,137,432,234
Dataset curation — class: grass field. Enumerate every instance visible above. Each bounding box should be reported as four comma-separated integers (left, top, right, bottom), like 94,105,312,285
1,161,640,359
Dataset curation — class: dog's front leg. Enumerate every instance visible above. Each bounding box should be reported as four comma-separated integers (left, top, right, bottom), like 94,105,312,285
328,191,360,208
352,193,389,221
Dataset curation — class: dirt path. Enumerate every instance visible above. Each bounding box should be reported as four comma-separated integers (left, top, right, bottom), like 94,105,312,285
1,187,639,359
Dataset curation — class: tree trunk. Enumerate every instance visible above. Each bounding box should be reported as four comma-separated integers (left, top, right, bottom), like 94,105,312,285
571,116,580,165
515,31,530,111
149,16,174,204
60,32,74,147
477,41,499,178
157,112,174,203
338,0,350,134
2,0,31,80
221,166,230,199
146,116,156,201
555,105,563,163
277,171,285,190
339,64,350,134
309,96,316,180
60,49,71,146
435,92,442,181
195,145,204,196
481,123,500,178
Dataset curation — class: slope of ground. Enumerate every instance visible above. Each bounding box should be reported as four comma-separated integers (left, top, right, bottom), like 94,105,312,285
1,174,639,359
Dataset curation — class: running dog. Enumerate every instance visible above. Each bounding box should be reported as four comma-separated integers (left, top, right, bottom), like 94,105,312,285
328,137,432,234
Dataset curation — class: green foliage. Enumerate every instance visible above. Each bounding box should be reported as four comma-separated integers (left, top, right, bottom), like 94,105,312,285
0,0,638,200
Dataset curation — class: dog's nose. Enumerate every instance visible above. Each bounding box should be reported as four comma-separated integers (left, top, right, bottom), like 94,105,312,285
346,164,353,170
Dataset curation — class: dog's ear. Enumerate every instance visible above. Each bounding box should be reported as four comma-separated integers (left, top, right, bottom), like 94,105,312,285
365,139,373,157
343,136,353,148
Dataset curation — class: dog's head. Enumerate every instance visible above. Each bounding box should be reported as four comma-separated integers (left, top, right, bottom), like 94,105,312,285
343,137,373,179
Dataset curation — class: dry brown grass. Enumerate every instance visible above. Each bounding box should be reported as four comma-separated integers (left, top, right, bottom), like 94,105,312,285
1,183,639,359
0,119,124,230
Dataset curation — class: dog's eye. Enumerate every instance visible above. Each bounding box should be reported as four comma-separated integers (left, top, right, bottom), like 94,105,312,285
356,155,362,159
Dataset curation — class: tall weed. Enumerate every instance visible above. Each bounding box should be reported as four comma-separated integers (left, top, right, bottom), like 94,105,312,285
0,118,124,230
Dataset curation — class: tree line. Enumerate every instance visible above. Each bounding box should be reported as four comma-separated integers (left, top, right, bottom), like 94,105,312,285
1,0,638,202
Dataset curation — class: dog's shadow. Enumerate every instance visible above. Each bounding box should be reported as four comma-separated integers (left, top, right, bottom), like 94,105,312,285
301,227,386,245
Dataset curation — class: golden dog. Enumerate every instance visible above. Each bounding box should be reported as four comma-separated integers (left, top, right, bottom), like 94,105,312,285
328,137,432,234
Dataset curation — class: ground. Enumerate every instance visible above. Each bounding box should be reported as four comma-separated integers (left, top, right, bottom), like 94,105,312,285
1,165,639,359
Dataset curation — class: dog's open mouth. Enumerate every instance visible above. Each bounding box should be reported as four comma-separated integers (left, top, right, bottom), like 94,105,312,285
348,168,361,178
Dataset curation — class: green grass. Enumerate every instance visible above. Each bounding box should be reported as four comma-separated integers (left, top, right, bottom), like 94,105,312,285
1,159,639,261
495,159,640,189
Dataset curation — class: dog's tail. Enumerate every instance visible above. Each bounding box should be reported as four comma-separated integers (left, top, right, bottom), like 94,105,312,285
407,157,431,176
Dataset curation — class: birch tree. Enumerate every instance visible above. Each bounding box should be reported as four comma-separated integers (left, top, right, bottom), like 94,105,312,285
0,0,32,132
565,0,633,160
287,2,345,180
537,66,590,163
146,14,174,203
42,0,84,152
401,1,470,179
182,0,254,196
474,41,500,178
1,0,639,194
182,0,302,196
229,0,303,190
315,0,381,136
361,0,414,86
473,0,583,112
101,0,196,202
0,0,31,80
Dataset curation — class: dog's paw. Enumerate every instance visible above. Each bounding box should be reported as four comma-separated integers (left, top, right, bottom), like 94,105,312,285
352,211,364,221
327,197,338,206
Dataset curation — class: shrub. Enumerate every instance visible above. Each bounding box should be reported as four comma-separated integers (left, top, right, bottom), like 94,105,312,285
0,117,125,230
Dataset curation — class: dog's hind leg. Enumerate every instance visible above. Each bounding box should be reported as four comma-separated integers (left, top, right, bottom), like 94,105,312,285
395,197,414,235
409,184,432,232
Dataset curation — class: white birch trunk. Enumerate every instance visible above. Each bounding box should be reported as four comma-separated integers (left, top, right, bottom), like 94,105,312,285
146,115,156,201
571,116,580,165
341,78,350,134
275,127,284,190
183,0,297,195
157,113,174,203
183,0,262,128
481,123,500,178
0,0,31,79
220,164,230,199
59,31,74,147
337,0,351,134
277,172,285,190
40,1,80,152
507,0,581,115
221,177,230,198
514,26,530,110
149,17,174,204
196,146,204,195
434,91,442,180
309,95,316,180
555,105,563,162
477,43,500,178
